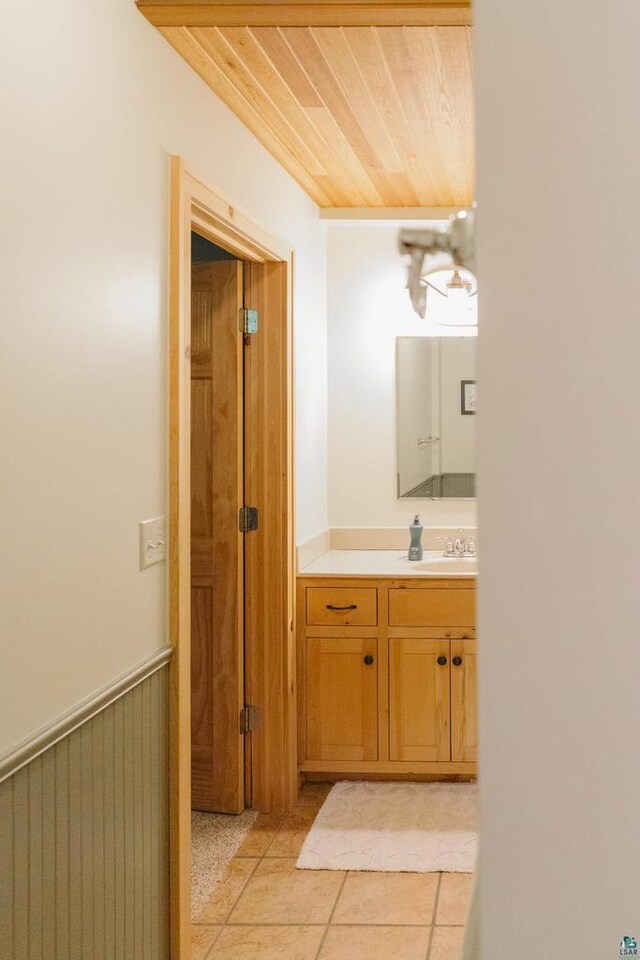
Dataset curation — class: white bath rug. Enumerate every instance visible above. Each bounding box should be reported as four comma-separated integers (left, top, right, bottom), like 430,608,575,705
296,781,477,873
191,809,258,919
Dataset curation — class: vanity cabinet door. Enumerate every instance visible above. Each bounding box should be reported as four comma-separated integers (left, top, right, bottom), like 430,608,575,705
451,639,478,762
306,638,378,762
389,639,451,762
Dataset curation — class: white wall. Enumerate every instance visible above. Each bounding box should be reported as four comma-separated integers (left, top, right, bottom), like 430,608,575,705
476,1,640,957
327,223,477,528
0,0,327,755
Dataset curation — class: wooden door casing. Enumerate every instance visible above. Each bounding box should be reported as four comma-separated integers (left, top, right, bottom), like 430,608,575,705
190,258,244,814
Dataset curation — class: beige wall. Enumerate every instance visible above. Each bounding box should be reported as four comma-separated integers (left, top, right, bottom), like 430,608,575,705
0,0,327,755
326,222,477,527
476,0,640,956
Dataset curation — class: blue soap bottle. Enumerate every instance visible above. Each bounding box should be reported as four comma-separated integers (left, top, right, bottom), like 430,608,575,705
408,514,423,561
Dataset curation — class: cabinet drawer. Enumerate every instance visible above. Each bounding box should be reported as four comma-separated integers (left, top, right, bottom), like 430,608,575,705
306,587,378,626
388,588,475,627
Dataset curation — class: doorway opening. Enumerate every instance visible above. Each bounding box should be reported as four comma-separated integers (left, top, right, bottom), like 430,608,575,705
168,158,296,959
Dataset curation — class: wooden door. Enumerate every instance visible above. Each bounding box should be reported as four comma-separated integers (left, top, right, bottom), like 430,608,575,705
389,638,451,761
190,259,245,814
242,260,295,813
306,638,378,762
451,639,478,762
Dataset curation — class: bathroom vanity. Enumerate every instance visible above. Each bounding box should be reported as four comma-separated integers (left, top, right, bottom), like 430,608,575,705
295,328,478,782
296,553,477,781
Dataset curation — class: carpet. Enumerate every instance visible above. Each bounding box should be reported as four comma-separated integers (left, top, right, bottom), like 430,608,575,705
191,809,258,918
296,781,477,873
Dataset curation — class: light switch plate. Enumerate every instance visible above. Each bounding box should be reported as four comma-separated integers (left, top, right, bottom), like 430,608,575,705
139,516,166,570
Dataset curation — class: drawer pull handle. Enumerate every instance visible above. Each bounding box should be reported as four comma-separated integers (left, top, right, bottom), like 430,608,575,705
452,656,463,666
326,604,358,611
363,654,375,666
437,656,448,666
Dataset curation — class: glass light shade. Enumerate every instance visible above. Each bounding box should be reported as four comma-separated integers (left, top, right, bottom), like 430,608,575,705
421,268,478,327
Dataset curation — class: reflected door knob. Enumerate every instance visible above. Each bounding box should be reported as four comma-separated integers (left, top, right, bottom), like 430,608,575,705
437,656,448,666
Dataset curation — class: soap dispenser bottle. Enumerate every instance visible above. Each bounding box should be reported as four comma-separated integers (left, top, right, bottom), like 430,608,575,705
408,515,424,561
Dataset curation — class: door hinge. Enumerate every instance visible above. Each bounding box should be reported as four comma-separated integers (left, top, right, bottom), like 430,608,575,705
240,704,261,735
239,308,259,335
239,506,259,533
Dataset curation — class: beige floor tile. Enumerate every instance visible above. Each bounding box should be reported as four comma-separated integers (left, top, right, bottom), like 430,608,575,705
236,815,285,857
333,872,438,925
265,808,317,858
430,925,466,960
209,925,325,960
228,858,345,925
191,924,223,960
319,925,431,960
196,858,260,924
436,874,473,926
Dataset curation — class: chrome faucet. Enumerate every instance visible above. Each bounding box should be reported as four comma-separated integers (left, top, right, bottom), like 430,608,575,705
437,534,477,558
437,537,456,557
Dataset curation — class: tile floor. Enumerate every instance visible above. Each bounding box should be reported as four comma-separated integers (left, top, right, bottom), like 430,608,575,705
192,784,472,960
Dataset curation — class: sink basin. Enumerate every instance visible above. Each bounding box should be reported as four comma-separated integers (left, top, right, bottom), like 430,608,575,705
413,555,478,575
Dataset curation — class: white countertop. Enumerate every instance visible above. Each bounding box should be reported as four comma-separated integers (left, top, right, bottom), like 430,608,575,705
298,549,478,578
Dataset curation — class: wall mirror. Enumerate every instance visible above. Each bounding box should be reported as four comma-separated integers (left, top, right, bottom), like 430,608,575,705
396,336,476,499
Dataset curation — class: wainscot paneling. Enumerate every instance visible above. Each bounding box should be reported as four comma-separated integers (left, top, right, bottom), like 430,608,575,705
0,662,170,960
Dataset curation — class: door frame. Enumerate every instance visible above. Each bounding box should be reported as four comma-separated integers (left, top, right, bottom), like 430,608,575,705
168,156,296,959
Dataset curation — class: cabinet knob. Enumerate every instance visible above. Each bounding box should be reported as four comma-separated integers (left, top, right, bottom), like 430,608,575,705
437,656,448,666
452,656,463,666
326,604,357,611
363,654,374,666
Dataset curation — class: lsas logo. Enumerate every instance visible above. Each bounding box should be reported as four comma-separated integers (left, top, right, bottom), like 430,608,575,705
620,936,638,957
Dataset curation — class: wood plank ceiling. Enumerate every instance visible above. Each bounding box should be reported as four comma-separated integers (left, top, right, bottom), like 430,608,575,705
138,3,474,208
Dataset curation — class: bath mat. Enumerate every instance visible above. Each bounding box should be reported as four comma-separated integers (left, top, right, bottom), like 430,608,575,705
296,780,477,873
191,809,258,918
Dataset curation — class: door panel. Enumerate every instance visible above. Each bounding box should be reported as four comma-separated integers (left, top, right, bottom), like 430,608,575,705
451,638,478,762
306,638,378,762
190,258,244,814
389,638,451,761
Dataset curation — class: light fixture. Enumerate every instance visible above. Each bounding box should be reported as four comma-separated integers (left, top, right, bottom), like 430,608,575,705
398,208,477,321
421,267,478,327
